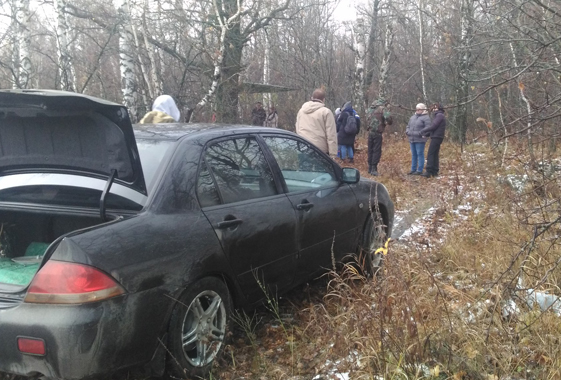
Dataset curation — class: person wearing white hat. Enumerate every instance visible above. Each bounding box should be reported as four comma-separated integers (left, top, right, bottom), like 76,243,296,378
140,95,181,124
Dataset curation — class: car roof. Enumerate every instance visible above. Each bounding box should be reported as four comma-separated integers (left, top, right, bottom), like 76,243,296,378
133,123,295,141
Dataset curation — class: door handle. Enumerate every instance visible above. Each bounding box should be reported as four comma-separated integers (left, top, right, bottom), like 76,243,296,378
217,219,243,229
296,202,314,211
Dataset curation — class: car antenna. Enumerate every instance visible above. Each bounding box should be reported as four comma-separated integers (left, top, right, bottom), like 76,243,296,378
100,169,118,221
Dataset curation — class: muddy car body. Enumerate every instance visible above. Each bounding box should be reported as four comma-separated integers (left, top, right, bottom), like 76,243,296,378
0,90,394,379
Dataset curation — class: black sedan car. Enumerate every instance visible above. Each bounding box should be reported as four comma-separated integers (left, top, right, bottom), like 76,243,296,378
0,90,393,379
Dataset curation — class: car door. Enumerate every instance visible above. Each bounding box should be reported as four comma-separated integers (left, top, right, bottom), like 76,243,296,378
198,136,298,303
261,135,360,280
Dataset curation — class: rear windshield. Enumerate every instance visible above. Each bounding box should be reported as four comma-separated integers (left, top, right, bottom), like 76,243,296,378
136,139,174,189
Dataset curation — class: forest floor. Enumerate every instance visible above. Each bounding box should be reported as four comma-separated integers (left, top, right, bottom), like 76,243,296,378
2,135,561,380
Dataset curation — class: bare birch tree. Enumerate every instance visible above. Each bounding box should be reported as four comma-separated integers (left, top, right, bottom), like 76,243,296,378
353,17,367,113
15,0,32,88
378,20,393,100
54,0,77,91
116,0,139,121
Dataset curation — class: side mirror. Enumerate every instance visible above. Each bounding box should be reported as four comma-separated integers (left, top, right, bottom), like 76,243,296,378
341,168,360,184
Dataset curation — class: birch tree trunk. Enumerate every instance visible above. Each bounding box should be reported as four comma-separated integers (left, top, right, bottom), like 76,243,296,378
10,0,20,89
15,0,32,89
143,0,163,99
378,21,393,100
117,0,139,121
454,0,474,145
509,42,534,163
263,30,271,107
417,0,427,102
353,17,367,113
54,0,77,92
364,0,380,92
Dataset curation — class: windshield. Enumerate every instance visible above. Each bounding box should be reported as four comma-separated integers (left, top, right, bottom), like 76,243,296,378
136,139,174,190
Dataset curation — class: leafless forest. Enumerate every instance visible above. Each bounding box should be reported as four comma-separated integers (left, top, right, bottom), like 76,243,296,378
1,0,560,147
2,0,561,379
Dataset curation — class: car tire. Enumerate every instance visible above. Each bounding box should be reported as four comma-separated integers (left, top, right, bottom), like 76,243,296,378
166,277,231,379
360,211,387,278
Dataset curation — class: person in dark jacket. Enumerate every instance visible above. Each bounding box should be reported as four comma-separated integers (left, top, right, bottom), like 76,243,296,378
336,101,358,163
251,102,266,125
366,98,392,176
405,103,431,175
420,103,446,177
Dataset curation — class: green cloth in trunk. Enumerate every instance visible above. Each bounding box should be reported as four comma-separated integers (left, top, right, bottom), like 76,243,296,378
25,242,50,257
0,257,40,286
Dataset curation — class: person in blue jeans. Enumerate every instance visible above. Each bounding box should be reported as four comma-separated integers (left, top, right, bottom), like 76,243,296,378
405,103,431,175
336,101,359,163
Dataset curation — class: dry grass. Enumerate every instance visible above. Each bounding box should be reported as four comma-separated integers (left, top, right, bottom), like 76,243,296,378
213,136,561,380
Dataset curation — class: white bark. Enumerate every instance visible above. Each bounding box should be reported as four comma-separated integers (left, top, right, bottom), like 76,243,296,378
54,0,76,92
495,88,508,167
197,0,243,108
15,0,32,89
417,0,427,102
143,0,163,98
117,0,139,120
127,0,151,108
263,30,272,107
510,42,533,160
353,17,366,112
378,22,393,100
10,0,19,89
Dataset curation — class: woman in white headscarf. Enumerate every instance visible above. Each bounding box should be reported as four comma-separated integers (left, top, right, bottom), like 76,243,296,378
139,95,181,123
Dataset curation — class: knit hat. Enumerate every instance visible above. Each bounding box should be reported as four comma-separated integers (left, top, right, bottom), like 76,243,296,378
416,103,427,110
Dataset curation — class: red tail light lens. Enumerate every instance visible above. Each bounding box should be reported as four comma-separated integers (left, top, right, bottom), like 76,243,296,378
17,337,46,356
25,261,125,304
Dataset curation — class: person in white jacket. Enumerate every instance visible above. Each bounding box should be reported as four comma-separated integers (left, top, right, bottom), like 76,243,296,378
295,89,338,158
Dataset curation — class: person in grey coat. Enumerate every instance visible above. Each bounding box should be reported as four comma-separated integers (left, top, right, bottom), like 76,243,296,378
405,103,431,175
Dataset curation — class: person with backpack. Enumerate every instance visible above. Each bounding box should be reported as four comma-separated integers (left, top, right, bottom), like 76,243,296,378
336,101,359,163
366,98,393,176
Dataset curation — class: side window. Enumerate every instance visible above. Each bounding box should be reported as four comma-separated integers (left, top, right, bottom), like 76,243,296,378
197,161,221,207
197,137,277,205
263,136,338,192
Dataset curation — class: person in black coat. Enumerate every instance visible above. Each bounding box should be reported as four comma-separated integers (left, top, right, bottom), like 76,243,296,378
419,103,446,177
336,101,359,163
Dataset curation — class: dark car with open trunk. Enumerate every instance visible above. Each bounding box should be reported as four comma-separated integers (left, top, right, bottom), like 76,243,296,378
0,90,393,379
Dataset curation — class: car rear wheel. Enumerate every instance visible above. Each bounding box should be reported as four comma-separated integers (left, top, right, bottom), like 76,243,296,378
166,277,231,379
360,211,387,278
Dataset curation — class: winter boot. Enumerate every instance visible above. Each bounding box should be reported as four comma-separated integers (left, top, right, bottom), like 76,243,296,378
369,165,379,176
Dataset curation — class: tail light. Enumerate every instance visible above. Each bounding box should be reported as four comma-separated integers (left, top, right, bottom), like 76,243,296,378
17,337,46,356
24,260,125,304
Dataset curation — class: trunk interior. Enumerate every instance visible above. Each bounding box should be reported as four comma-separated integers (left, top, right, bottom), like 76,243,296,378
0,210,106,286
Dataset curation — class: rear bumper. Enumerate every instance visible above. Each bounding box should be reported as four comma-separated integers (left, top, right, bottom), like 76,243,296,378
0,289,170,379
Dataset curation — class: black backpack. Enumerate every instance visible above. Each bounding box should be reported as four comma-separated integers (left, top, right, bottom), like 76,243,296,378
344,114,358,135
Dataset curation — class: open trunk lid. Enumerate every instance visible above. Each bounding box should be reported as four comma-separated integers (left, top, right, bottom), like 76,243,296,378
0,89,146,195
